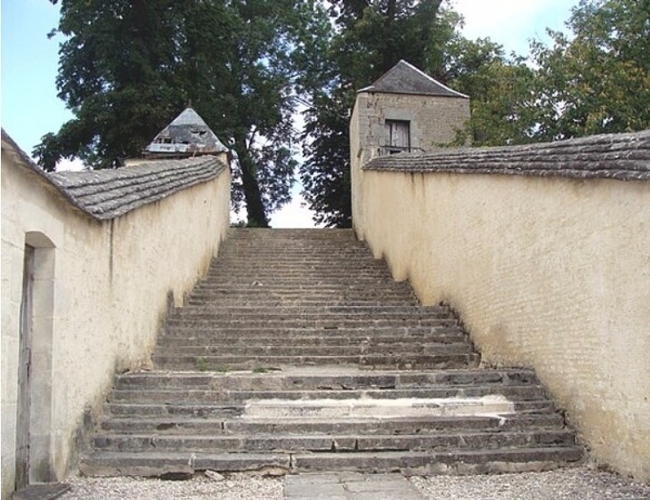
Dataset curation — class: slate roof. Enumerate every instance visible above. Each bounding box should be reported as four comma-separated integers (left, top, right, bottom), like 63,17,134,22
48,156,227,220
145,107,228,157
359,60,469,98
364,131,650,181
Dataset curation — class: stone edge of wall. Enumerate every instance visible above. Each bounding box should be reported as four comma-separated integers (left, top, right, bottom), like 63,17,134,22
364,130,650,181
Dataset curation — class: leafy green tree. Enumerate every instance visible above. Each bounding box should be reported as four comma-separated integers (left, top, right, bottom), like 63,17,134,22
300,0,447,227
36,0,314,227
530,0,650,140
453,0,650,146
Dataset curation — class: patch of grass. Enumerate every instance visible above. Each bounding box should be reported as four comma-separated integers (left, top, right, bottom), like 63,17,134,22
196,357,208,372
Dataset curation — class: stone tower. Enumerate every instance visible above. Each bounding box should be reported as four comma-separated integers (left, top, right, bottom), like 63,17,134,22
350,60,470,228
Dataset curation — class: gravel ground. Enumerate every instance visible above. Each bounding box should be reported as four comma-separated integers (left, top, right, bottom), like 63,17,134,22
57,467,650,500
60,473,284,500
410,467,650,500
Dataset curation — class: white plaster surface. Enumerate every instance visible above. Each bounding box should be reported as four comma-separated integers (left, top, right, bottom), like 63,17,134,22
353,168,650,481
1,146,231,498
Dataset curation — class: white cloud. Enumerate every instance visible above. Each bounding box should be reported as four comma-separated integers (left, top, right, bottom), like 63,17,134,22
449,0,577,55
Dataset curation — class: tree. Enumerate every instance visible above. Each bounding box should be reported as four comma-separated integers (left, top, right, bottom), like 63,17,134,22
36,0,316,227
300,0,447,227
452,0,650,145
530,0,650,140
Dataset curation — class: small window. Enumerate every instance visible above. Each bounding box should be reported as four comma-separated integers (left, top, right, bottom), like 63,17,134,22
384,120,410,154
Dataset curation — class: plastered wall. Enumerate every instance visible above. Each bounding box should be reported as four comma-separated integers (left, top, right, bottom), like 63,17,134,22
354,168,650,480
351,91,470,236
1,155,230,497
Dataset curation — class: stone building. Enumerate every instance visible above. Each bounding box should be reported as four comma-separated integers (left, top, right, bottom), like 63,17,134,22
350,59,470,236
350,59,470,171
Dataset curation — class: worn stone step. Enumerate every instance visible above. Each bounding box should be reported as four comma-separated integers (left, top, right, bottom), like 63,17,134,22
80,446,583,477
187,291,417,302
113,369,539,391
107,384,543,405
153,343,474,358
105,399,556,419
160,325,463,339
93,429,576,453
157,333,469,348
171,305,448,317
195,284,413,296
206,266,391,275
99,413,566,435
80,450,291,477
210,264,386,271
186,299,419,307
290,447,584,474
164,318,458,330
153,353,481,371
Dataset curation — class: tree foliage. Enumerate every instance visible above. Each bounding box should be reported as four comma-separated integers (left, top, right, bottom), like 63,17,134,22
36,0,317,226
453,0,650,145
530,0,650,140
39,0,650,227
299,0,447,227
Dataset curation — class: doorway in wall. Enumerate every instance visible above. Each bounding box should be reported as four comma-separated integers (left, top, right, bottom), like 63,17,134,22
15,233,56,490
16,244,34,490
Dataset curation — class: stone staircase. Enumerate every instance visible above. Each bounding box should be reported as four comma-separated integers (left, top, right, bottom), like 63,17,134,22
80,228,582,477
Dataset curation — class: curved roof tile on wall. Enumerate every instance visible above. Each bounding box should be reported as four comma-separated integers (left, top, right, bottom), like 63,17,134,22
364,131,650,181
2,129,227,221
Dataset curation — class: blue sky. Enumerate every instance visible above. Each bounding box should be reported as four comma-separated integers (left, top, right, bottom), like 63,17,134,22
1,0,578,226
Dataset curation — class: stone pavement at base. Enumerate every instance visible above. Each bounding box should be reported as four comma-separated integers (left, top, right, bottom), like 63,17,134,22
285,473,426,500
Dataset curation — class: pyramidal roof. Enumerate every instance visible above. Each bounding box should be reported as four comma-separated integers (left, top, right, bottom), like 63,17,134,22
145,107,228,157
359,60,468,98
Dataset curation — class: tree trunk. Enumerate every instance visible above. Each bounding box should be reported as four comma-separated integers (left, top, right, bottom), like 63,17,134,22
234,136,269,227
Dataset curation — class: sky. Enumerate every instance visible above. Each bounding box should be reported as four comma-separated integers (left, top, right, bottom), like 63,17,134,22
1,0,578,227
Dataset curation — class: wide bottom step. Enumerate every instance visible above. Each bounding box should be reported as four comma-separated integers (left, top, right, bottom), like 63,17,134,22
80,447,583,477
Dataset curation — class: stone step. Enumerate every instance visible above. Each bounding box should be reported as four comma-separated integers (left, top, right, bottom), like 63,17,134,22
113,369,540,391
171,305,448,317
187,290,416,300
186,299,419,307
153,352,481,371
92,429,577,453
99,413,566,435
105,399,557,419
80,447,583,477
153,343,475,358
206,265,391,273
203,272,396,280
164,318,458,329
161,325,462,336
106,384,543,405
158,329,468,348
192,283,413,290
